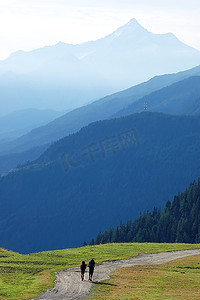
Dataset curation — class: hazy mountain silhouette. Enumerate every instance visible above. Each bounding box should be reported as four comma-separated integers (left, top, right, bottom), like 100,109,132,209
0,18,200,115
0,64,199,159
0,109,65,140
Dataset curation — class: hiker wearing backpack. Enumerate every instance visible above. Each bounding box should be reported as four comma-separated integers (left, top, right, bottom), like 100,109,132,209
80,261,87,281
88,258,95,281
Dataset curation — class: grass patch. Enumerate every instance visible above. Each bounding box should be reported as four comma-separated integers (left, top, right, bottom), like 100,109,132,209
89,254,200,299
0,243,200,299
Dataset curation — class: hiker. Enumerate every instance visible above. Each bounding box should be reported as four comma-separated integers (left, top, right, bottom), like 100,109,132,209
80,261,87,281
88,258,95,281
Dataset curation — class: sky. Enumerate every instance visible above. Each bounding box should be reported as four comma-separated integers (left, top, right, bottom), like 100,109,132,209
0,0,199,60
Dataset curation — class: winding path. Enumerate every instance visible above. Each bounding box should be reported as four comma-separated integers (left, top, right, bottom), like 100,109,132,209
32,249,200,300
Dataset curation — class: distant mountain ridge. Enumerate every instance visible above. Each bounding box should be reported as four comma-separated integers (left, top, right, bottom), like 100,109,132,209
0,64,199,158
0,18,200,115
0,109,65,140
114,76,200,117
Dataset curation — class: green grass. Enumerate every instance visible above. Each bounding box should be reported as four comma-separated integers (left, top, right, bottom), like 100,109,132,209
0,243,200,299
88,254,200,299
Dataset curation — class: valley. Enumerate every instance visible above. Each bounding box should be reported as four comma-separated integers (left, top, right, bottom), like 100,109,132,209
0,11,200,300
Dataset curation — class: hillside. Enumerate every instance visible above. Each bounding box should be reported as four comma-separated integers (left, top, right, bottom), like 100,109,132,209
0,244,199,300
0,144,49,175
115,76,200,117
0,109,65,140
1,64,200,158
0,112,200,253
92,178,200,244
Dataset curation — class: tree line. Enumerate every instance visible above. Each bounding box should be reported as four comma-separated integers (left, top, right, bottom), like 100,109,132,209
90,178,200,245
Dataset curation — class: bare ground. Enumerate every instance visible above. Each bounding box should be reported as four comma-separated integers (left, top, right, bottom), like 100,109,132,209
32,249,200,300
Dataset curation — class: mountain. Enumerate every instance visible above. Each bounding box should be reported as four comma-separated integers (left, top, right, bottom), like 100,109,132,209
0,144,49,175
1,64,200,158
114,76,200,117
0,109,65,173
92,178,200,244
0,109,65,140
191,97,200,115
1,18,200,115
0,112,199,253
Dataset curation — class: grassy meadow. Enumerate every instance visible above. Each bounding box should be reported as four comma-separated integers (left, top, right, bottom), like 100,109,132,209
89,254,200,299
0,243,200,299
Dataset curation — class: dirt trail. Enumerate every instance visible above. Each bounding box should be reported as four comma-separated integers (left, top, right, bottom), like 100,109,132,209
32,249,200,300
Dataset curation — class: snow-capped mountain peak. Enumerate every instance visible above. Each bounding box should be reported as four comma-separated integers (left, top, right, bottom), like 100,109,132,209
110,18,149,40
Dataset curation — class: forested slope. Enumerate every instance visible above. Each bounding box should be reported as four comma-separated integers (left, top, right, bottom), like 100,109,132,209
92,179,200,244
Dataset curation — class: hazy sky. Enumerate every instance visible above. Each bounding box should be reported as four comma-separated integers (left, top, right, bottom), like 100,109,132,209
0,0,199,60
